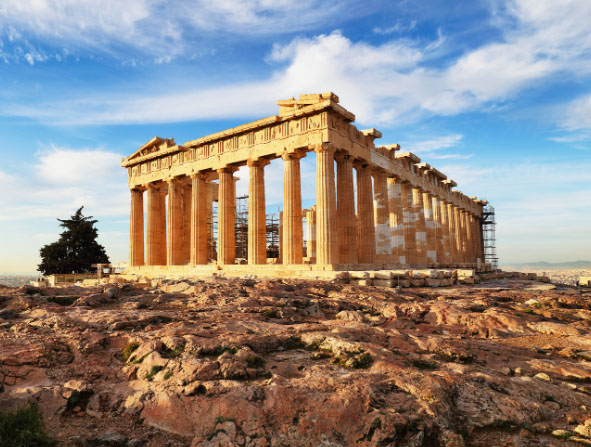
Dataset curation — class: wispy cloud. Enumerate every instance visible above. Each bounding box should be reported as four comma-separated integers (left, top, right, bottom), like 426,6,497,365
373,20,417,35
548,94,591,148
0,0,371,61
3,0,589,127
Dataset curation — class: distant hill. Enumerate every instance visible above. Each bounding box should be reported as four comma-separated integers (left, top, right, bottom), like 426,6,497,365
501,260,591,270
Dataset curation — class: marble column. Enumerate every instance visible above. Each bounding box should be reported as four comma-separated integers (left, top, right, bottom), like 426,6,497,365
146,183,166,266
439,201,451,265
413,187,427,266
432,196,443,266
355,162,376,264
248,159,269,265
401,182,416,266
218,167,236,265
453,206,463,264
465,212,474,264
282,152,303,265
422,192,437,266
448,203,458,265
335,152,357,264
129,188,144,267
182,182,191,264
373,169,391,264
305,207,316,260
459,210,468,263
167,178,183,266
387,177,405,265
315,144,337,266
190,173,208,265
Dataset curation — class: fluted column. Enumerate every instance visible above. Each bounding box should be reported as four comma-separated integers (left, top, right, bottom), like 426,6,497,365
305,207,316,260
129,188,144,267
282,152,303,265
146,183,166,265
190,173,208,265
459,210,468,263
182,182,191,264
218,167,236,265
439,201,451,265
315,144,337,266
248,159,269,265
473,216,483,265
447,204,457,265
387,177,405,265
335,152,357,264
401,181,416,266
373,169,391,264
413,187,427,266
422,192,436,266
465,212,474,264
167,178,183,266
432,196,443,266
355,162,375,264
453,206,462,264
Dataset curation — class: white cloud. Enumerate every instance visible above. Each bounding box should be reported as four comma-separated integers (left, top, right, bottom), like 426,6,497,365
548,94,591,147
4,0,589,127
0,146,128,222
0,0,368,60
373,20,417,35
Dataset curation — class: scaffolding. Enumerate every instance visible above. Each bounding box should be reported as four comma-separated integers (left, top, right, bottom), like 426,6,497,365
235,195,249,263
231,195,281,262
482,204,499,270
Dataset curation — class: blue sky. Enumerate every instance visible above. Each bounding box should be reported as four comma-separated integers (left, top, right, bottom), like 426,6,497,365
0,0,589,273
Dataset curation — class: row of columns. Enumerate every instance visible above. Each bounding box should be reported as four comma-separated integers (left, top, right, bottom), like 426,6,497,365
129,145,483,268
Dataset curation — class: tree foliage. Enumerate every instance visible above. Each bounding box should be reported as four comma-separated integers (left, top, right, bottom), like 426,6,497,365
38,207,110,275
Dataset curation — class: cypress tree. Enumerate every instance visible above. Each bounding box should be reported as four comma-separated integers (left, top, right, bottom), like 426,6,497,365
38,207,110,275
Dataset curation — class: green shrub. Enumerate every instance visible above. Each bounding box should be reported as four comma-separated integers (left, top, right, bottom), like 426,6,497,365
121,341,140,362
0,402,54,447
145,365,165,381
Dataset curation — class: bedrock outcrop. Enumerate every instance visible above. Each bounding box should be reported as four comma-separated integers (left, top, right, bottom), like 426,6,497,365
1,278,590,446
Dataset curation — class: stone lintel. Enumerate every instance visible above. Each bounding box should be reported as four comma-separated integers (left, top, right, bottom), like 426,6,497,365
442,179,458,187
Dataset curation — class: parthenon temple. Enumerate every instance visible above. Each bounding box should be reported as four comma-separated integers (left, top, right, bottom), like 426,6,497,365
122,93,488,279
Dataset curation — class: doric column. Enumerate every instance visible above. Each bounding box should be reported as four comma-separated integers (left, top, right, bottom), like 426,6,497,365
218,167,236,265
182,182,191,264
439,201,451,265
305,207,316,260
473,216,483,265
387,177,405,265
248,159,269,265
373,169,391,264
146,183,166,265
315,144,337,266
129,188,144,267
335,151,357,265
278,211,283,263
282,152,304,265
413,186,427,266
453,206,463,264
167,178,183,266
432,196,443,266
464,211,476,264
447,204,457,265
459,210,468,263
355,161,376,265
422,192,436,266
190,173,208,265
206,182,216,261
401,181,416,266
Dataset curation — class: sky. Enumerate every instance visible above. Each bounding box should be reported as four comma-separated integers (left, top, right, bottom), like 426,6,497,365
0,0,589,273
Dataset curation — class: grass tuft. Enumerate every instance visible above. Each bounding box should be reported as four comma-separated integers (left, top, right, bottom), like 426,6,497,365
0,402,54,447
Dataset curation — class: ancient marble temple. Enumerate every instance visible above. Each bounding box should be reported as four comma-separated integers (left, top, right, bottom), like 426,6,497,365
121,93,487,278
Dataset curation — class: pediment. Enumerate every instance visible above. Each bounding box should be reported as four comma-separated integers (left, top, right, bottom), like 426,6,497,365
123,137,184,167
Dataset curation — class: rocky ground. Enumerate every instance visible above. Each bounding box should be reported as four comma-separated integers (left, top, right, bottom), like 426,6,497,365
1,277,591,447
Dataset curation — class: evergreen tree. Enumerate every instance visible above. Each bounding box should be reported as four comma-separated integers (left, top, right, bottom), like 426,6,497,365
38,207,110,275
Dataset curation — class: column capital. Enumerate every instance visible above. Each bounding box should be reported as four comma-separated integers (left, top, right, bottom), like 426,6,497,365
334,150,353,163
352,159,370,169
247,158,271,168
190,171,208,180
313,142,335,155
217,166,239,174
281,150,305,161
131,186,146,193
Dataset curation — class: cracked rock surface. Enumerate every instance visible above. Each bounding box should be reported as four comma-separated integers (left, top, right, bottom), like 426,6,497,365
1,278,590,446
